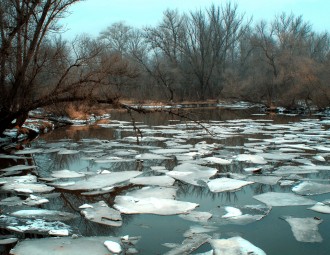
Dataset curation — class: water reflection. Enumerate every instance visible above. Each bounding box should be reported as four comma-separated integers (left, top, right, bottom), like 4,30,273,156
1,107,330,255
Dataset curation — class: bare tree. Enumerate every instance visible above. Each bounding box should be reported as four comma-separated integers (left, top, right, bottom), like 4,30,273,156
0,0,136,135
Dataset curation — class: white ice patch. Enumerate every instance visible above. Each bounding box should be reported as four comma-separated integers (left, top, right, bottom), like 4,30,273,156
207,178,253,193
292,181,330,195
209,236,266,255
253,192,315,206
308,201,330,214
104,240,122,253
129,175,175,186
247,175,281,185
0,165,37,172
222,206,242,218
60,171,141,191
114,196,198,215
11,209,77,221
166,163,217,186
179,211,213,223
81,201,122,227
125,186,177,200
202,156,232,165
235,154,267,164
283,216,323,242
51,169,85,178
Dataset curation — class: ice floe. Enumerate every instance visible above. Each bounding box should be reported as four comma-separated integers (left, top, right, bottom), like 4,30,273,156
209,236,266,255
308,200,330,214
11,209,77,221
207,177,254,193
129,175,175,186
166,163,217,186
283,216,323,242
80,201,122,227
114,196,198,215
292,181,330,195
51,169,85,178
9,236,135,255
253,192,315,206
59,171,141,191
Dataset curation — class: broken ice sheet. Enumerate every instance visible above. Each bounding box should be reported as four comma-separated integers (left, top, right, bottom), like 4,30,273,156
179,211,213,223
207,177,253,193
2,182,54,193
0,216,71,235
283,216,323,242
163,233,211,255
247,175,282,185
209,236,266,255
9,236,131,255
11,209,77,221
202,156,232,165
308,200,330,214
235,154,267,164
292,181,330,195
51,169,85,178
80,201,122,227
129,175,175,186
183,225,218,238
253,192,315,207
0,165,38,172
59,171,141,191
114,196,198,215
166,163,217,186
0,195,49,207
210,205,271,225
125,186,177,200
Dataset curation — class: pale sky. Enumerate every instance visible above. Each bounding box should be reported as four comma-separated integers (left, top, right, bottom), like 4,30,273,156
61,0,330,39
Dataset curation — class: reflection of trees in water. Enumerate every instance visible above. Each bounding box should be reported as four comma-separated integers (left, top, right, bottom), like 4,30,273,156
176,182,238,203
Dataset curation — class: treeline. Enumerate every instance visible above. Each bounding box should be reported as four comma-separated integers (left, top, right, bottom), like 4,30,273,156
0,1,329,135
96,3,330,109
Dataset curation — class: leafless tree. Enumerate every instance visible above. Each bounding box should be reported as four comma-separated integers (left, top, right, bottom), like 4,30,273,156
0,0,137,135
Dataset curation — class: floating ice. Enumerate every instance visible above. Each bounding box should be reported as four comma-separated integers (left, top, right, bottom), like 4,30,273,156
1,216,71,235
292,181,330,195
60,171,141,191
202,157,232,165
51,170,85,178
125,186,177,200
163,233,211,255
222,206,242,218
179,211,213,223
209,236,266,255
283,216,323,242
80,201,122,227
183,225,218,238
247,175,281,185
0,165,37,172
14,149,43,155
2,182,54,193
273,165,318,175
114,196,198,215
166,163,217,186
207,178,253,193
49,229,69,236
0,194,50,206
104,240,122,253
11,209,77,221
135,153,170,160
313,155,326,162
152,148,189,155
243,167,262,173
9,236,127,255
58,149,80,155
253,192,315,206
308,201,330,214
235,154,267,164
129,175,175,186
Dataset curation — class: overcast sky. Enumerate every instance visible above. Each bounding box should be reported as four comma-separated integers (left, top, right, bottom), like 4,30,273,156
60,0,330,39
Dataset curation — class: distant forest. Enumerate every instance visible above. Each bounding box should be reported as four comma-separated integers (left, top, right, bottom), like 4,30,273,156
96,4,329,109
0,1,329,134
